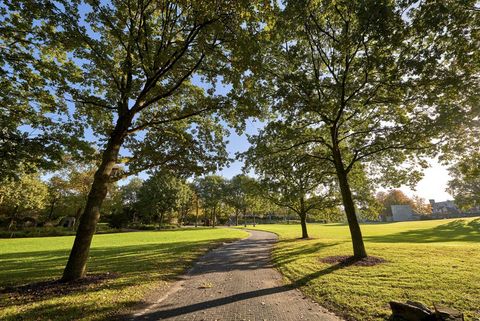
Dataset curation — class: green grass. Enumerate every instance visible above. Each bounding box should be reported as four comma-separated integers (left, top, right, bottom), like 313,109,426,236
0,228,248,321
248,218,480,321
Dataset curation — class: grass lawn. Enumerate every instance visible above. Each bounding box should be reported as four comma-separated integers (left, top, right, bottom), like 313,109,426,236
0,228,248,321
249,217,480,321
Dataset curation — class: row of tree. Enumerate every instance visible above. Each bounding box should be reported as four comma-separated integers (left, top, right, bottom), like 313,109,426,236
1,0,478,281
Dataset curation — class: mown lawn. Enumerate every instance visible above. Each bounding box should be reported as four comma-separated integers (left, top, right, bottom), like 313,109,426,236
0,228,248,321
249,218,480,321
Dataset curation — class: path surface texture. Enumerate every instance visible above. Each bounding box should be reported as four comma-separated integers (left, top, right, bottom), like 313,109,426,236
129,229,341,321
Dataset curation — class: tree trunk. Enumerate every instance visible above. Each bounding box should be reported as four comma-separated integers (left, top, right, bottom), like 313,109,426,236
62,115,130,281
243,208,247,227
299,197,309,239
8,206,19,231
159,211,165,228
235,208,239,226
212,206,216,228
299,213,309,239
195,196,199,227
331,141,367,259
48,199,56,220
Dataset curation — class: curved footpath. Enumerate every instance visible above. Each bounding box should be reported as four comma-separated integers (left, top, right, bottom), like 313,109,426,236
127,229,341,321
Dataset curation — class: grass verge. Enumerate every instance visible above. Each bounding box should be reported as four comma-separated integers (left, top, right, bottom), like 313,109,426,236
0,228,248,321
248,218,480,321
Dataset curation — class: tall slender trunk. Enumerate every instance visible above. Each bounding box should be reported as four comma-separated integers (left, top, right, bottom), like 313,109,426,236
62,115,131,281
195,195,199,227
235,208,239,226
299,197,309,239
48,199,56,220
212,206,216,228
331,133,367,258
243,208,247,227
8,206,18,231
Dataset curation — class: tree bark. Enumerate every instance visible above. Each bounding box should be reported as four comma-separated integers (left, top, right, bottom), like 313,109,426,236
331,140,367,258
235,208,239,226
299,197,309,239
300,213,309,239
62,115,131,281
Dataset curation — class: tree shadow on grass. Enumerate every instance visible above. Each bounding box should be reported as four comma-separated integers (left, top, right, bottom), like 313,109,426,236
365,219,480,243
0,239,228,321
273,239,340,265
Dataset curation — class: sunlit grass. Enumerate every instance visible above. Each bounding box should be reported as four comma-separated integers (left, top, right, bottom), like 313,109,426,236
0,228,248,321
249,217,480,321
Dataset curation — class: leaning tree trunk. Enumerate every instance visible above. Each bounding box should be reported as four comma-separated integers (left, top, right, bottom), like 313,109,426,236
331,142,367,259
62,116,130,281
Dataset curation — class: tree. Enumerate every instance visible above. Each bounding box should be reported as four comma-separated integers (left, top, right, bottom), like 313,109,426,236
1,0,269,280
244,0,479,258
225,174,257,226
106,177,143,228
0,171,48,230
0,11,91,181
243,137,338,238
137,171,187,226
175,181,195,225
194,175,227,227
376,189,432,220
447,152,480,210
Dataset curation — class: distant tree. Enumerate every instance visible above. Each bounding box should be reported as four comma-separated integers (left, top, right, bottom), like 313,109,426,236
0,171,48,230
137,172,186,227
243,137,338,238
376,190,413,220
225,175,258,226
447,152,480,210
410,195,432,215
176,182,195,225
244,0,479,258
105,178,143,228
47,162,97,224
194,175,227,227
376,189,431,220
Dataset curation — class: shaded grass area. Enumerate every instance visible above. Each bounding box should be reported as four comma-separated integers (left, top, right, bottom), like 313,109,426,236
249,218,480,321
0,228,248,321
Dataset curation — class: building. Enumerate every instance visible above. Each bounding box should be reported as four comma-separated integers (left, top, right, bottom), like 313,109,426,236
391,205,417,221
429,199,461,218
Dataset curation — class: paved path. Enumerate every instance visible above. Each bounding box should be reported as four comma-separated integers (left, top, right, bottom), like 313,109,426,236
128,229,341,321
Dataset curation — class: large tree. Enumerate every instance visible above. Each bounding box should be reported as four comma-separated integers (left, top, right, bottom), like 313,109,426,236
245,0,479,258
2,0,268,280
